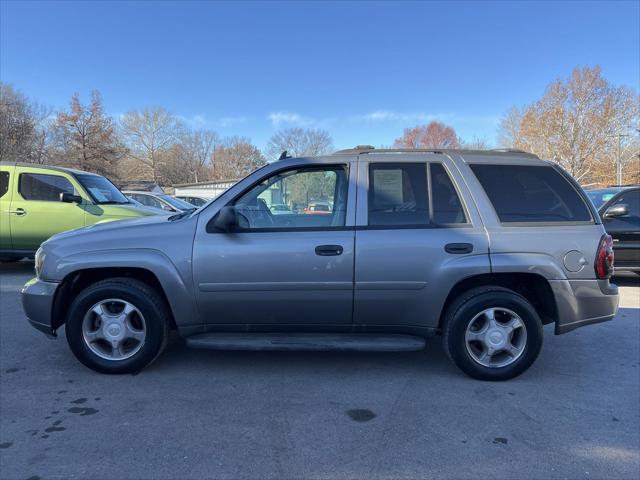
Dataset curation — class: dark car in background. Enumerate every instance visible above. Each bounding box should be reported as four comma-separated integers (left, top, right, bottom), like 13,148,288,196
587,186,640,275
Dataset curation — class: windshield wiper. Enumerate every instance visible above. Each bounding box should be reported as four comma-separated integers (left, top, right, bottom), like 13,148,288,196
98,200,129,205
168,208,196,221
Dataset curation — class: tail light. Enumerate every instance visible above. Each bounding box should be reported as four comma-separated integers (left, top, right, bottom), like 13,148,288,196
595,234,614,279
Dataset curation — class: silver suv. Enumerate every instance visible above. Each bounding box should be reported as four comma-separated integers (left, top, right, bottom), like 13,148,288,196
22,148,619,380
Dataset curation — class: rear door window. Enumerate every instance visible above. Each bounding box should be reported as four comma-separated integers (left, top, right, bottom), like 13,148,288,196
470,164,592,223
368,163,428,226
19,173,75,202
0,171,9,199
368,162,468,227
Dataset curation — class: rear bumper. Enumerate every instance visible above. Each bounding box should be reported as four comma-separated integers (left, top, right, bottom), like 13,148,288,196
21,277,59,338
550,279,619,334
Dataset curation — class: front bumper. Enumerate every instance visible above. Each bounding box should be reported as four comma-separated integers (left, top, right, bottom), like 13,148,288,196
550,279,619,334
21,277,60,338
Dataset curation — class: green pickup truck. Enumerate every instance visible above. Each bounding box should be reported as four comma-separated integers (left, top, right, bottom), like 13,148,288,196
0,162,157,262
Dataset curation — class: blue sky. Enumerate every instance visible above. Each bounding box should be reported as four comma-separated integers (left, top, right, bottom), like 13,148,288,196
1,0,638,151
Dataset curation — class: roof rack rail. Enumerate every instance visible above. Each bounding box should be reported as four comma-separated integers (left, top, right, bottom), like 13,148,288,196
487,148,532,154
332,146,539,157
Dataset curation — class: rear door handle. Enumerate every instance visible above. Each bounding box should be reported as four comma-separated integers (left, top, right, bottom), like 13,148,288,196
9,208,26,216
445,243,473,254
315,244,344,256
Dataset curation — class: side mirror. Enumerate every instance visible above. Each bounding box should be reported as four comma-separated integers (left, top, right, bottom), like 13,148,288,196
60,192,83,204
603,204,629,218
212,205,238,232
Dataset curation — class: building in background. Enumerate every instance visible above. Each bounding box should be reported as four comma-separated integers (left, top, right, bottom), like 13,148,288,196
173,179,238,200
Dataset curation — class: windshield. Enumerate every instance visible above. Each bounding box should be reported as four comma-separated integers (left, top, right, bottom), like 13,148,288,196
76,174,130,204
160,194,197,210
586,189,622,209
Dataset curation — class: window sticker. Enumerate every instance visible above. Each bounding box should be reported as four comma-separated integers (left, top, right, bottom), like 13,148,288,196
374,169,403,205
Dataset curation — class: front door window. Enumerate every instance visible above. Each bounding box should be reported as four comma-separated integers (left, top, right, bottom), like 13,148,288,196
234,166,348,230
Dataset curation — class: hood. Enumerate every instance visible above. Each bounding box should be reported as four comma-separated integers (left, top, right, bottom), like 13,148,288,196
90,203,161,218
46,213,177,245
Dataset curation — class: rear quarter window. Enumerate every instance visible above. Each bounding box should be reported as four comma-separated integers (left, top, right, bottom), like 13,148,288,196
470,164,592,223
0,171,9,199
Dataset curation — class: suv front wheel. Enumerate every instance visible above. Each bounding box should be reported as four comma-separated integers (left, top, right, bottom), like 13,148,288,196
443,287,543,381
65,278,170,374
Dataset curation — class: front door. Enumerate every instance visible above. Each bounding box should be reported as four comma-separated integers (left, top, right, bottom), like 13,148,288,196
193,163,355,326
9,169,88,251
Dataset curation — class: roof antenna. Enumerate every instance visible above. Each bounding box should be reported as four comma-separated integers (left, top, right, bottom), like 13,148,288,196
278,150,291,160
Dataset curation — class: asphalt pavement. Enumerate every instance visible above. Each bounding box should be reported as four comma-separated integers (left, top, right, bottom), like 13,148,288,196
1,262,638,480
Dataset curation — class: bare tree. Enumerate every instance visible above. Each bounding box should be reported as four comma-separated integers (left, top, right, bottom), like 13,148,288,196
54,91,123,177
266,128,333,160
498,66,639,183
156,144,196,185
0,82,53,163
178,128,219,182
461,136,491,150
212,136,265,180
120,107,182,183
393,121,461,149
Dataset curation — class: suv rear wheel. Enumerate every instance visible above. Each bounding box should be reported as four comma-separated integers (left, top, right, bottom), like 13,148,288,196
65,278,170,374
443,287,543,381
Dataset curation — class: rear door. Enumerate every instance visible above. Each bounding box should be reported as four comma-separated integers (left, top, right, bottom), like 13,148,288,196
0,166,14,252
9,167,88,251
602,189,640,269
353,154,490,329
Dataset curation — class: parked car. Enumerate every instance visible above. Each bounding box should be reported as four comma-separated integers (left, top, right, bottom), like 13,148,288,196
269,203,293,215
124,191,196,213
587,186,640,274
22,148,618,380
304,201,332,214
0,162,157,262
175,195,208,207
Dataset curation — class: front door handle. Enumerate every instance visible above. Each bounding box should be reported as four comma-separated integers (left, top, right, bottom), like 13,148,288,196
9,208,26,216
315,244,344,256
445,243,473,254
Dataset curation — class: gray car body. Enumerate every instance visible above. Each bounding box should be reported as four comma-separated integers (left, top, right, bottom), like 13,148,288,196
22,150,619,339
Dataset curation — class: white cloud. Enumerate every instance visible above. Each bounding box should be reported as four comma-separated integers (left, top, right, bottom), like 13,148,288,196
176,114,208,127
217,116,247,128
351,110,439,123
268,112,314,127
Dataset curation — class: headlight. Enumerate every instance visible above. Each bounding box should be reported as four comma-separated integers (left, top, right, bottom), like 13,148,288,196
34,247,46,278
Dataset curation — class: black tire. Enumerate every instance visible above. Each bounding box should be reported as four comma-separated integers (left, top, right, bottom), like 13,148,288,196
442,286,543,381
65,278,170,374
0,255,24,263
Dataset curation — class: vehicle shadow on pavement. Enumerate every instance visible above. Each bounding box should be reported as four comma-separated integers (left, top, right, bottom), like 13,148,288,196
613,274,640,287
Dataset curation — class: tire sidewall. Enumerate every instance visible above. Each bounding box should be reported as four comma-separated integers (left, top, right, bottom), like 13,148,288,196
447,291,543,381
66,281,167,374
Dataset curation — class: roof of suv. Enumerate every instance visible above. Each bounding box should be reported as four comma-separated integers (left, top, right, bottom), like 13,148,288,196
333,146,537,156
0,161,100,176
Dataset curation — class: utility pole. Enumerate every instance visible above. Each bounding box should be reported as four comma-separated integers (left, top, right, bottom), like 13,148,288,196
610,133,630,186
616,134,622,186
